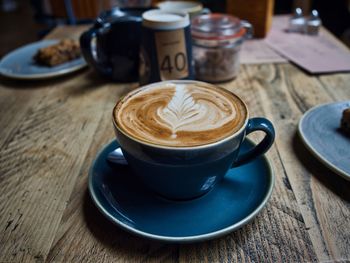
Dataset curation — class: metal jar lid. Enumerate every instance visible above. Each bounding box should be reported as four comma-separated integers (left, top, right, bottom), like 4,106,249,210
191,13,249,41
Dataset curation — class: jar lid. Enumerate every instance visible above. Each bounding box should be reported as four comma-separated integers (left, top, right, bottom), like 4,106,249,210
191,13,246,40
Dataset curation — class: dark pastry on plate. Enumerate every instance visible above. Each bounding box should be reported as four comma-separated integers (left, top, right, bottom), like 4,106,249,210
341,107,350,135
34,39,81,66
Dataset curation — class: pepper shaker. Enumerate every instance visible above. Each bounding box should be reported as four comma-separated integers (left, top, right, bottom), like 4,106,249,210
306,10,321,35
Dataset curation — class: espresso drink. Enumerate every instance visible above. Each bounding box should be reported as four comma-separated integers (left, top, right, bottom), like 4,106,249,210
114,81,247,147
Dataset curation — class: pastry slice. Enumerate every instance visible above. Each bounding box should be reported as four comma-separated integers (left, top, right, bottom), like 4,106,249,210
341,107,350,135
34,39,81,66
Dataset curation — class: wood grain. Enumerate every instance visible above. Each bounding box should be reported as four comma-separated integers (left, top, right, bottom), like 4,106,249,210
0,70,113,262
45,25,91,40
0,25,349,262
244,63,350,261
37,64,319,263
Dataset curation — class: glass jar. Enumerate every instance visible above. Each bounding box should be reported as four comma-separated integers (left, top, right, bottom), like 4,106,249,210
191,13,252,83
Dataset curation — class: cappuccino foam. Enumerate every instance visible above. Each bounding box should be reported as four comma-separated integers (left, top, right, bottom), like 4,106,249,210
114,82,247,147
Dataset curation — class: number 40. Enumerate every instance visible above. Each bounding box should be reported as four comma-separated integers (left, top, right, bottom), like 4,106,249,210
160,52,187,73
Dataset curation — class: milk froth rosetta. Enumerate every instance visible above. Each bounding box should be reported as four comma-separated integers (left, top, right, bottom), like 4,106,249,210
114,81,247,147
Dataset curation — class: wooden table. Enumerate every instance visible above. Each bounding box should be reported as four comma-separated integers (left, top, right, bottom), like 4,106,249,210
0,25,349,263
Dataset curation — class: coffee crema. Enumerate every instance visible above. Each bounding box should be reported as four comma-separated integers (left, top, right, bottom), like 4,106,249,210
114,81,247,147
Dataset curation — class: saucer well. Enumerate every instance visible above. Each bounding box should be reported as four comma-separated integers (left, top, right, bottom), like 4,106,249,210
88,139,274,243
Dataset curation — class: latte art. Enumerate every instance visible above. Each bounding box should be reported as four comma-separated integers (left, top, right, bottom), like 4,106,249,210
158,84,236,138
114,81,247,147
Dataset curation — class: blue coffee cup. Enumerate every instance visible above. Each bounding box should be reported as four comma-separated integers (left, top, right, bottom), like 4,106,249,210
80,7,152,82
112,80,275,200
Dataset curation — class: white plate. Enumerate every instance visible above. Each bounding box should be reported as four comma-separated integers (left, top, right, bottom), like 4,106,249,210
298,101,350,180
0,40,87,80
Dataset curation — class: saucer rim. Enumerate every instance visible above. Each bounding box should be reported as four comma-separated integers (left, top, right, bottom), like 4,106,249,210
88,139,275,243
298,101,350,181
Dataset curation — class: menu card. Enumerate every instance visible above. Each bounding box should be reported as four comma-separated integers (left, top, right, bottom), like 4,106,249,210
265,15,350,73
241,39,287,64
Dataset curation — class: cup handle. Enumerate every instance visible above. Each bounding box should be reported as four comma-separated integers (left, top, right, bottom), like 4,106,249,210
232,117,275,167
79,27,112,76
201,8,211,15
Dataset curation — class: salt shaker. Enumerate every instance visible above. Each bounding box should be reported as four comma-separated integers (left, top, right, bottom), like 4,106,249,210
289,8,306,33
191,13,252,83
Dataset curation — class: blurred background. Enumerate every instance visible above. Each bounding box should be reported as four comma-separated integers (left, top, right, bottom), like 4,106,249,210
0,0,349,57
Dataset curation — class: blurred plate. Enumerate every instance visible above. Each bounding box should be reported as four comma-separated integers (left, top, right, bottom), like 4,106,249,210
298,101,350,180
0,40,87,80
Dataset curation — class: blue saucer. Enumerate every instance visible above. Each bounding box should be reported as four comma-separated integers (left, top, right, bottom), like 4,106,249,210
299,101,350,180
88,140,274,243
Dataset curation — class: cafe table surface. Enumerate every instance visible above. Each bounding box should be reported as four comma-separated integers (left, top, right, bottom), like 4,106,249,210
0,24,349,263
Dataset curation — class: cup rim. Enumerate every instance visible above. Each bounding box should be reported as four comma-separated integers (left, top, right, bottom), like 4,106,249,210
96,7,152,25
142,9,190,30
112,80,250,150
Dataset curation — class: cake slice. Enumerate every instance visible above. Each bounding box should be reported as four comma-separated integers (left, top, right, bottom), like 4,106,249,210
341,107,350,135
34,39,81,67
